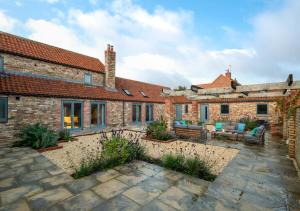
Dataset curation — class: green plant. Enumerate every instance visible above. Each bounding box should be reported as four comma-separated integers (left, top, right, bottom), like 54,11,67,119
146,120,173,141
185,158,215,181
239,117,257,130
58,129,72,141
73,136,145,179
13,123,58,149
162,154,185,171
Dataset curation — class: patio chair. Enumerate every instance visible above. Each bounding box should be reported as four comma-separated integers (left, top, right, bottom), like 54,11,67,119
244,125,265,145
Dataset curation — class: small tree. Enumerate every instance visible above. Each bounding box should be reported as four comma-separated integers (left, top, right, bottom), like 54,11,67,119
174,86,186,91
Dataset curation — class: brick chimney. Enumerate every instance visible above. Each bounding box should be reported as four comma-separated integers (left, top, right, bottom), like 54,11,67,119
105,44,116,90
225,65,231,79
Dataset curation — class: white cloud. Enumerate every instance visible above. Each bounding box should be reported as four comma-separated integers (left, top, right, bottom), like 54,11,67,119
0,11,18,32
9,0,300,88
42,0,60,4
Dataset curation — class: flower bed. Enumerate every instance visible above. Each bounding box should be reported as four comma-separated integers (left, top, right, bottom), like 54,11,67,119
43,130,239,177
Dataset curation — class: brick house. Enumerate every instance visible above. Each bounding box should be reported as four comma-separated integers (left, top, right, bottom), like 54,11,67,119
0,32,167,146
165,69,300,127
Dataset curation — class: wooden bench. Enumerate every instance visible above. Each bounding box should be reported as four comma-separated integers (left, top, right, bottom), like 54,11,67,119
174,125,207,140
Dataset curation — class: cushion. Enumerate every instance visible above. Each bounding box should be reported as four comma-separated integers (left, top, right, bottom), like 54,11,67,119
180,120,187,126
174,121,181,126
250,128,257,136
237,123,246,132
215,122,222,131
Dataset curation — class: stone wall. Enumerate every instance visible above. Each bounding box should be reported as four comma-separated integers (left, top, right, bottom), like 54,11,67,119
296,108,300,167
2,53,105,86
0,95,60,146
0,95,165,146
203,102,278,124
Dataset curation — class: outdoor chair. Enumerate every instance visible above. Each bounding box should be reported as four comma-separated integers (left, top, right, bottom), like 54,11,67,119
244,125,265,145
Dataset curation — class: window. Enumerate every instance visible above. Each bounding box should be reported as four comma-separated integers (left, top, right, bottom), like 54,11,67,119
175,104,182,120
146,104,154,122
91,102,106,128
140,91,148,98
84,73,92,85
123,89,133,96
132,104,142,124
62,101,83,130
0,97,8,123
257,104,268,115
0,56,3,72
221,104,229,114
185,104,188,113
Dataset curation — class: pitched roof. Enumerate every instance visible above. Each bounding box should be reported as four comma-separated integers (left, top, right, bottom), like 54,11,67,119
196,73,240,89
0,31,105,73
0,73,166,103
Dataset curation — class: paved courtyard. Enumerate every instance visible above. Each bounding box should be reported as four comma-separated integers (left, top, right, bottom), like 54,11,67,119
0,132,299,210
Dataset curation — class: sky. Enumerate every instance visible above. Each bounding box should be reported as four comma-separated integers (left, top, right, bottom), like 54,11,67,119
0,0,299,88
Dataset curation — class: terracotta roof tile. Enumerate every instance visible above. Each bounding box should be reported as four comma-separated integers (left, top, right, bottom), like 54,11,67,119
0,73,166,103
0,31,105,73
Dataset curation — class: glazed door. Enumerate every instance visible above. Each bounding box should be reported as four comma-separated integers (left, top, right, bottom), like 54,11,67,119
200,104,209,123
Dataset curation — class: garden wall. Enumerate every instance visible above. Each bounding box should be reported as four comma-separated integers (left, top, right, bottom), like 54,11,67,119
296,108,300,167
204,102,278,124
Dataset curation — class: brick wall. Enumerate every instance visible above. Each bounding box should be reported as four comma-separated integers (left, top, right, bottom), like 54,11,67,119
203,102,277,124
2,53,105,86
288,115,296,158
296,108,300,167
0,95,165,146
0,95,60,146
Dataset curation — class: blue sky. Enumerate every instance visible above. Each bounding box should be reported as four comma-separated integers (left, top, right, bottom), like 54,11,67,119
0,0,299,87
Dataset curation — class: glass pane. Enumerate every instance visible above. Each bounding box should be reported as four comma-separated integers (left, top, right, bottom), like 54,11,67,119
63,103,72,129
91,104,98,127
74,103,82,128
0,98,6,119
85,74,92,84
257,104,267,114
138,105,142,122
132,105,137,122
146,105,150,122
150,105,154,121
99,104,105,126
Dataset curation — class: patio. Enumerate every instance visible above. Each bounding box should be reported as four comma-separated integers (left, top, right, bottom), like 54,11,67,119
0,132,300,210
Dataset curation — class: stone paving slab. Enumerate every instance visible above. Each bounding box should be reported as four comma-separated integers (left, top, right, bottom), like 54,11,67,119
1,132,300,211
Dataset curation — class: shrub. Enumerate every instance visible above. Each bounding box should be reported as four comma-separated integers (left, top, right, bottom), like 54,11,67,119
58,129,72,141
160,154,216,181
102,137,145,163
240,117,257,130
162,154,185,171
13,123,58,149
73,136,145,178
146,120,173,141
185,158,216,181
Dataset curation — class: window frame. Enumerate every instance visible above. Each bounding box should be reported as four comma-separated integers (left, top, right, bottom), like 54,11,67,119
184,104,189,113
146,103,154,123
61,100,84,131
90,101,106,129
84,73,92,85
257,104,268,115
132,103,142,124
123,89,133,96
220,104,229,115
140,91,148,98
0,97,8,123
0,55,4,72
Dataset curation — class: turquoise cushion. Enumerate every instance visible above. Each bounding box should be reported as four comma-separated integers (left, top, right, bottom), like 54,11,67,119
237,123,245,132
180,120,187,126
250,128,257,136
215,122,222,131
